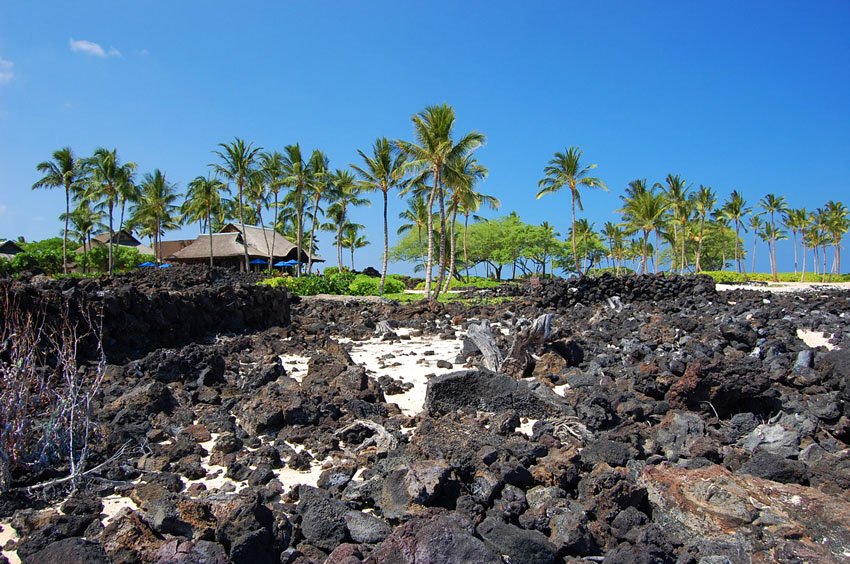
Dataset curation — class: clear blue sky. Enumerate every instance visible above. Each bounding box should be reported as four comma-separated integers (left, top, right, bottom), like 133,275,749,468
1,1,848,274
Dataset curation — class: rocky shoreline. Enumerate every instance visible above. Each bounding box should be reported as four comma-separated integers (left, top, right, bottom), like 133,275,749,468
1,269,849,563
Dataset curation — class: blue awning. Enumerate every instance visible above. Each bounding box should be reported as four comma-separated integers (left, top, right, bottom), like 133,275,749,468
274,259,300,267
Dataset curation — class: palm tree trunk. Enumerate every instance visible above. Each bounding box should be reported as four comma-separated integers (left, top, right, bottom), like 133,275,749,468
270,193,278,274
642,230,649,274
380,190,389,296
434,179,447,298
792,230,799,274
108,201,114,276
442,209,459,294
822,244,828,282
63,183,70,275
208,205,214,269
696,216,706,273
424,175,438,300
751,237,757,273
307,192,321,275
296,188,304,277
735,221,743,274
681,218,687,274
463,213,470,282
337,203,345,271
351,245,355,270
801,239,807,282
571,189,580,276
238,181,249,272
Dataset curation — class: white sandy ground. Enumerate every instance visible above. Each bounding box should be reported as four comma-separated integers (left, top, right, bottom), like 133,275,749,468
717,281,850,293
796,329,838,351
0,521,20,564
341,327,465,417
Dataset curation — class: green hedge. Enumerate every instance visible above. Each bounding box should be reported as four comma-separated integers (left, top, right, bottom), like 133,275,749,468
414,276,503,290
702,271,850,284
260,271,405,296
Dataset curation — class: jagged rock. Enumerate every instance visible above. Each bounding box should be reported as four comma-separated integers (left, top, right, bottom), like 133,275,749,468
380,460,451,519
476,516,559,564
22,538,110,564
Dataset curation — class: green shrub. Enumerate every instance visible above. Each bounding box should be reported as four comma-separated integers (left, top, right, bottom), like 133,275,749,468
701,271,850,284
414,276,502,290
348,274,406,296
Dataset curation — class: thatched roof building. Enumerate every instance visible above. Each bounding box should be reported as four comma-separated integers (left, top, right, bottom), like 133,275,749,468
0,240,24,261
75,230,154,256
171,224,320,270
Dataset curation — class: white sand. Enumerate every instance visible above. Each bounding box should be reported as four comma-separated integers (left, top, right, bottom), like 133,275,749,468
796,329,838,351
280,354,311,382
0,521,20,564
101,493,139,525
518,418,538,437
343,329,464,416
717,281,850,293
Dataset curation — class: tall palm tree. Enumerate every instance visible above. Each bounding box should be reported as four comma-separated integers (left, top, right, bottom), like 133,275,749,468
182,175,227,267
798,209,813,282
115,165,140,251
692,185,716,273
246,168,271,267
537,147,607,276
32,147,84,274
305,150,331,275
282,144,311,276
656,174,690,274
324,170,368,271
824,200,849,274
397,193,431,272
748,214,764,273
62,199,104,273
602,221,627,274
397,104,485,299
340,222,369,270
618,186,668,274
259,151,285,272
84,147,135,276
719,190,751,274
442,154,490,293
132,170,180,262
759,193,788,281
213,138,261,271
783,208,808,275
353,138,408,295
458,187,499,282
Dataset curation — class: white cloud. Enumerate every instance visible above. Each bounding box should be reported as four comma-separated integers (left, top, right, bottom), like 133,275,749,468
69,38,121,58
139,48,150,57
0,57,13,84
0,204,8,216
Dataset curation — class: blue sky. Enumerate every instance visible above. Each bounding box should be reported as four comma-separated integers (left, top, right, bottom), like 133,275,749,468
1,1,848,274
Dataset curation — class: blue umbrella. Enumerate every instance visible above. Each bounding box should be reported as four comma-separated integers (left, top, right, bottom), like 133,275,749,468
249,258,268,265
275,259,300,267
159,263,172,268
138,261,156,267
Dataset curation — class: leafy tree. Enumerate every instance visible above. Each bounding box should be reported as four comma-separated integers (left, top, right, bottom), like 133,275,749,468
281,144,312,276
719,190,751,274
602,221,627,275
340,222,369,270
130,170,180,262
657,174,690,273
618,183,668,273
825,200,848,274
62,199,104,272
353,137,408,295
397,104,485,299
537,147,607,276
748,213,764,273
692,185,716,273
324,170,368,271
32,147,85,274
442,154,489,291
759,193,788,281
213,138,261,271
397,194,431,271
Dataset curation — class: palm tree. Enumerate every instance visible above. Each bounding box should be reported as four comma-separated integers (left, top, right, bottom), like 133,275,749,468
213,138,261,271
246,168,271,267
62,199,104,273
397,104,485,299
602,221,627,274
442,154,490,293
397,194,431,272
719,190,751,274
324,170,368,271
84,147,135,276
656,174,690,274
537,147,607,276
182,175,227,267
260,151,286,272
281,144,311,276
692,185,716,273
132,170,180,262
305,150,331,275
824,201,849,274
458,187,499,282
115,165,140,251
618,185,668,273
798,209,813,282
32,147,84,274
340,222,369,270
748,214,764,273
759,193,789,281
783,208,808,275
353,138,408,295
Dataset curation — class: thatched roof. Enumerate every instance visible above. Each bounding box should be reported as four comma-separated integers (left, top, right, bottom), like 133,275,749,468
172,224,322,263
75,230,153,255
0,240,24,261
156,239,194,259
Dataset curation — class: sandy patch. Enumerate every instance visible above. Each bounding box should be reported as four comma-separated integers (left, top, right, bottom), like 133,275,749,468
0,521,19,564
717,281,850,293
518,418,538,437
343,330,464,416
101,493,139,525
796,329,838,351
280,354,311,382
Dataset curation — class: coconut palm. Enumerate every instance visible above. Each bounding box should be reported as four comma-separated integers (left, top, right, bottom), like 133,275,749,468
692,185,716,273
32,147,85,274
397,193,431,271
442,154,490,292
246,168,270,260
397,104,485,299
132,170,180,262
182,175,227,267
61,199,104,273
340,222,369,270
259,151,286,272
783,208,808,275
748,214,764,273
618,186,668,273
324,170,369,271
656,174,690,273
824,200,849,274
719,190,751,274
457,187,499,282
537,147,607,276
303,150,331,274
602,221,627,274
213,138,261,271
798,209,813,282
84,147,136,275
281,144,311,276
353,138,408,295
759,193,789,281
